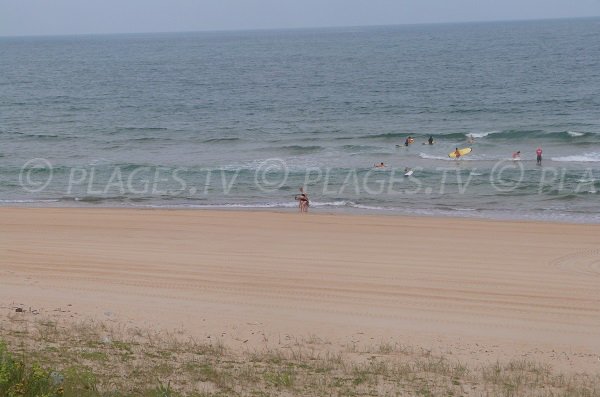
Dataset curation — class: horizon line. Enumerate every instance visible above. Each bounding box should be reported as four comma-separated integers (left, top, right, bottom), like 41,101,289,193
1,15,598,39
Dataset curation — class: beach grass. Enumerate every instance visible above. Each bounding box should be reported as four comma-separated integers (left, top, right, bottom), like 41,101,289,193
1,311,599,397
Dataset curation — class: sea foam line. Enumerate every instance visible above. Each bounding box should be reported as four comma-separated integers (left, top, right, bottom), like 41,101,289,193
551,152,600,162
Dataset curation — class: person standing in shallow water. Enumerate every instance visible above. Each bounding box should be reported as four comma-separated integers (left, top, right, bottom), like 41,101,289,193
536,147,543,165
296,187,309,213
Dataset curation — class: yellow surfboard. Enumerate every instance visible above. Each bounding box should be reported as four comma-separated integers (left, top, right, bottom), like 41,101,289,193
448,147,472,158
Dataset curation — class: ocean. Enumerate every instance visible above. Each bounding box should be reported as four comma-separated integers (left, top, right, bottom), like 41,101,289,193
1,18,600,222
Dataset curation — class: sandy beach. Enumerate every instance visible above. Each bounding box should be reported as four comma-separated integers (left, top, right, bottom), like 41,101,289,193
1,207,599,373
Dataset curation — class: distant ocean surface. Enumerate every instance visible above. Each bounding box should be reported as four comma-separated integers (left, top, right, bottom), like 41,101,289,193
1,18,600,222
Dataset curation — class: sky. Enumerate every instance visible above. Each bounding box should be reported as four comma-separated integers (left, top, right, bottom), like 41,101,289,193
1,0,600,37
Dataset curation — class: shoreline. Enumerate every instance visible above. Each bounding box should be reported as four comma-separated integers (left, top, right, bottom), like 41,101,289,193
1,203,599,225
2,207,600,374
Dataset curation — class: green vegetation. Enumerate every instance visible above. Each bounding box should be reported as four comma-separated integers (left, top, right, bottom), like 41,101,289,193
1,312,599,396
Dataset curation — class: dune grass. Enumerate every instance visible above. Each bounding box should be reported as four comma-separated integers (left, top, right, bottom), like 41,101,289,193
1,310,599,397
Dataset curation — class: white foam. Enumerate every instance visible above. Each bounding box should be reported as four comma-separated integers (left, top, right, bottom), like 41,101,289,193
311,200,384,209
567,131,585,137
132,202,293,209
351,203,392,211
0,199,60,203
196,202,298,209
217,158,323,172
467,130,499,139
88,158,112,166
132,200,395,212
419,153,452,161
419,153,477,161
551,152,600,162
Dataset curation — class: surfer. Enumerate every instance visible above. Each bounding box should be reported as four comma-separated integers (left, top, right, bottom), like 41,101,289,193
454,148,461,159
536,147,543,165
374,162,385,168
295,187,309,213
427,136,434,145
512,151,521,160
404,136,414,146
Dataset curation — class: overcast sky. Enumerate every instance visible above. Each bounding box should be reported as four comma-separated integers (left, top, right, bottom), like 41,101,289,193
1,0,600,37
